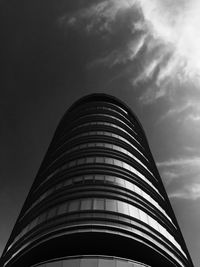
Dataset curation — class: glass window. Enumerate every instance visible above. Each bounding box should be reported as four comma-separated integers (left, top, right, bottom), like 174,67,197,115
56,183,63,190
135,186,142,196
105,158,113,165
116,260,132,267
138,210,148,224
73,176,83,184
129,205,139,219
116,178,125,187
77,158,85,165
37,212,47,224
93,198,104,210
80,144,86,149
29,218,38,230
81,258,98,267
158,223,167,236
117,201,129,215
57,202,67,215
148,216,159,231
106,199,117,212
68,160,76,167
114,159,123,167
84,175,93,181
48,261,62,267
125,180,133,190
95,175,104,181
99,259,115,267
106,176,115,183
81,199,92,210
64,179,72,186
86,157,94,164
63,259,80,267
68,200,79,212
47,207,57,220
96,157,104,163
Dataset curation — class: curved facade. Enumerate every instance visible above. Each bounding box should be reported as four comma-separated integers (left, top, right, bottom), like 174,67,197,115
0,94,193,267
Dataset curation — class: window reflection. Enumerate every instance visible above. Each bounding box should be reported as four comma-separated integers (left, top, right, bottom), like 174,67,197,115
44,156,158,195
75,113,136,136
72,121,139,146
55,130,148,162
12,197,185,257
23,173,169,225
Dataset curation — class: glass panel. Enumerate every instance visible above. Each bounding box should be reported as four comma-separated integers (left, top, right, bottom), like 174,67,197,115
56,182,63,190
81,258,98,267
29,218,38,230
69,160,76,167
96,157,104,163
129,205,140,219
116,259,132,267
37,212,47,224
47,261,62,267
73,176,83,183
106,176,115,183
114,159,123,167
117,201,129,215
116,178,125,186
68,200,79,212
64,179,72,186
138,210,148,224
81,199,92,210
93,198,104,210
63,259,80,267
98,258,115,267
125,180,133,191
106,199,117,212
148,217,159,231
95,175,104,182
84,175,93,181
135,186,142,196
86,157,94,164
57,202,67,215
123,162,130,171
105,158,113,165
47,207,57,220
77,158,85,165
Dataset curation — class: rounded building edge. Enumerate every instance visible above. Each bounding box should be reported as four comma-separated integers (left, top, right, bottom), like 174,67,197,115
3,231,186,267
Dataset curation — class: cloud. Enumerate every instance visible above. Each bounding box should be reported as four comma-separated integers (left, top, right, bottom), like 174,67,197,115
160,171,181,186
58,0,134,35
157,156,200,168
157,156,200,200
185,114,200,122
57,0,200,108
158,100,194,121
157,156,200,182
169,183,200,200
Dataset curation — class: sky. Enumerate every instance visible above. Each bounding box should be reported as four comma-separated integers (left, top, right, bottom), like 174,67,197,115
0,0,200,266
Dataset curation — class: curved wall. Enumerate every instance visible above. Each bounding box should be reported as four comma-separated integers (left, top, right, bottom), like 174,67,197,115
1,94,193,267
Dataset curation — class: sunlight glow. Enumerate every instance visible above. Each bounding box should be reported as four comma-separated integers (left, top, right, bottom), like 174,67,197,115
137,0,200,80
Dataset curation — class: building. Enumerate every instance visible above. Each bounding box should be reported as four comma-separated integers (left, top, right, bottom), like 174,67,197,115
0,94,194,267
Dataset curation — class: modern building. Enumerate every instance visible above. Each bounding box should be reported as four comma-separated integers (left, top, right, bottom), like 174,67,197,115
0,94,194,267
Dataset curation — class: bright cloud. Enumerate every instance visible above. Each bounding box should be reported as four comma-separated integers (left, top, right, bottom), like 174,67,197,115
137,0,200,79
